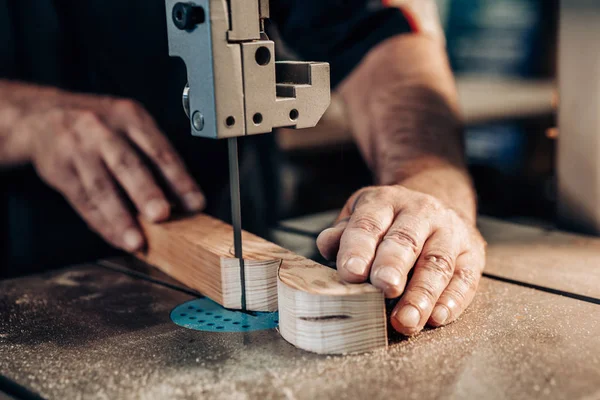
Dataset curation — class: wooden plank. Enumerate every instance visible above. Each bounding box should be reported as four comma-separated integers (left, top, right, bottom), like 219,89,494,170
137,214,280,312
480,217,600,299
137,214,388,354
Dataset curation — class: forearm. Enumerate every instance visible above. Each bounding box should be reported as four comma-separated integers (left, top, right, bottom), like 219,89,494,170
339,34,476,223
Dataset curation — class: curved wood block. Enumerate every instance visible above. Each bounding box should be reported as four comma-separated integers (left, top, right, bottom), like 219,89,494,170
137,213,388,353
277,260,387,355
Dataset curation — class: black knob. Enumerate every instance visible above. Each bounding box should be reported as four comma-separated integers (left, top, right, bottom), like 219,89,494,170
172,3,205,30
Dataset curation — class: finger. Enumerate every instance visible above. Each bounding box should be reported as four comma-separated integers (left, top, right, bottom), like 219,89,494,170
316,218,349,261
315,191,366,260
58,166,124,250
391,229,461,336
72,152,144,252
100,133,171,223
336,194,396,283
112,100,205,211
429,250,484,327
369,210,433,298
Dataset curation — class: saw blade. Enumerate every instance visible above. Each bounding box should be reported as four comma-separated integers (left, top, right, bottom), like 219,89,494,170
228,137,246,310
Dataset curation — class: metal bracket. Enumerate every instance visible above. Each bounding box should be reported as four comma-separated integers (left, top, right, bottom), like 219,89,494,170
165,0,331,139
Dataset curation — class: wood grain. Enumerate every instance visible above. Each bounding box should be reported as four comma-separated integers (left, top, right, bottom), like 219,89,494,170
276,244,386,354
136,213,387,353
137,214,280,312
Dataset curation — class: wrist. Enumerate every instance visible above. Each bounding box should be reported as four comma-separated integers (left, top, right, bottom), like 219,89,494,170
394,159,477,225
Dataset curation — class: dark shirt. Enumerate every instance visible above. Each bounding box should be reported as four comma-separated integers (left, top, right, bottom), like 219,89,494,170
0,0,411,277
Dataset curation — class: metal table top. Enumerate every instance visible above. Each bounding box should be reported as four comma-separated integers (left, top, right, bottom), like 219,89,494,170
1,261,598,400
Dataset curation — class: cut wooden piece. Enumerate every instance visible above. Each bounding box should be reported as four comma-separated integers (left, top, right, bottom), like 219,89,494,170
278,264,387,354
137,213,388,354
137,214,280,312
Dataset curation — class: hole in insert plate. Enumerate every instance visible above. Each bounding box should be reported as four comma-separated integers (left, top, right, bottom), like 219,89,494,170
226,116,236,127
171,298,279,333
253,113,263,125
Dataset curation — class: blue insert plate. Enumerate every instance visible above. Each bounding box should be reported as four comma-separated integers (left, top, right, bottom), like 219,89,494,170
170,298,279,332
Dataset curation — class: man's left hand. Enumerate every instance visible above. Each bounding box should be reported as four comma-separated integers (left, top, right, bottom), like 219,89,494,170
317,185,486,336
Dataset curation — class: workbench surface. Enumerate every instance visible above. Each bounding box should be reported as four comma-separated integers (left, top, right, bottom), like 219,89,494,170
1,217,599,400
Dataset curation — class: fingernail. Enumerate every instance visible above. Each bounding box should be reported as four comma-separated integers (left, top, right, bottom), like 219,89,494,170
344,257,367,277
145,199,170,221
431,305,449,325
395,305,421,329
374,266,402,288
183,192,206,211
123,229,143,251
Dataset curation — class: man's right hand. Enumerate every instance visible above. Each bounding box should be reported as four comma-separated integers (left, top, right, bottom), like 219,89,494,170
6,83,205,252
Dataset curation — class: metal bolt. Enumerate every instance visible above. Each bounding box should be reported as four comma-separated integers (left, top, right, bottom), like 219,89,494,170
172,3,205,31
192,111,204,131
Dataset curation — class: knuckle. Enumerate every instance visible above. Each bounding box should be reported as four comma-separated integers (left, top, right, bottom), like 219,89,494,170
45,108,64,122
137,189,164,204
377,186,397,200
350,188,374,211
109,209,135,232
419,194,442,212
76,110,102,127
88,176,113,200
114,216,134,232
113,99,146,122
112,148,142,171
70,186,91,209
456,267,481,292
410,281,438,305
56,131,79,150
389,184,410,199
442,287,467,305
352,214,384,235
421,251,455,279
114,98,140,113
150,146,177,166
445,208,466,228
130,179,165,203
355,186,376,197
383,228,420,255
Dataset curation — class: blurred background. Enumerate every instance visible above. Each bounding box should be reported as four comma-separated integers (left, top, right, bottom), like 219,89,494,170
275,0,558,227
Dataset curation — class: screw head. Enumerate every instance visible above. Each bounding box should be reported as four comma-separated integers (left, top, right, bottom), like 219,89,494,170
192,111,204,131
172,3,205,30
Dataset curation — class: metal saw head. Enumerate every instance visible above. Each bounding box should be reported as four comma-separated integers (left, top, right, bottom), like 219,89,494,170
165,0,331,139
